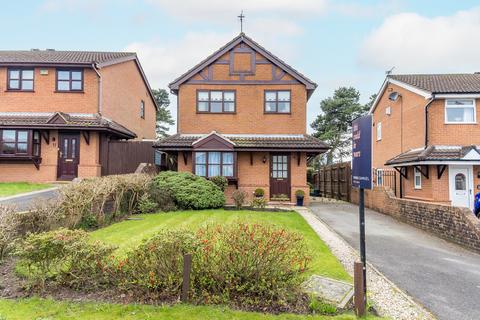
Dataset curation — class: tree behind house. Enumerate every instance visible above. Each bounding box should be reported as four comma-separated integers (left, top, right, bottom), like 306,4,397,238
152,89,175,138
310,87,373,165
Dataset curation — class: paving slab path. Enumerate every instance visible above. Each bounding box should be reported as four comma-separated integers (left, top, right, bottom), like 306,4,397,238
309,202,480,320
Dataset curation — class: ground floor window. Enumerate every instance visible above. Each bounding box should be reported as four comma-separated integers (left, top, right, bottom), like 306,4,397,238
195,151,234,177
414,167,422,189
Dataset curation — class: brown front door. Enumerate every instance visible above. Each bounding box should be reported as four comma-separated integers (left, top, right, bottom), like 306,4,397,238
57,132,80,180
270,153,291,199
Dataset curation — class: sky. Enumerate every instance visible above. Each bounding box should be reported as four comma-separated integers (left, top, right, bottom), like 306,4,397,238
2,0,480,133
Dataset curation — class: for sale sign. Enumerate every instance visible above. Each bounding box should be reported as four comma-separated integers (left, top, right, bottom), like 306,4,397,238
352,115,372,189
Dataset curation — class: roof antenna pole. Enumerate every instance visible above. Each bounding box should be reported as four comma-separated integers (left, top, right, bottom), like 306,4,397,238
238,10,245,34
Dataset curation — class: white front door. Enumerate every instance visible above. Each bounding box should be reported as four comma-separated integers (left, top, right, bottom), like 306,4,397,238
449,165,473,209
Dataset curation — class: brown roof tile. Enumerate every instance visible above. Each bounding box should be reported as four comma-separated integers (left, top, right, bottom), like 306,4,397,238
0,112,136,138
0,50,136,66
155,133,329,151
385,145,479,165
389,74,480,94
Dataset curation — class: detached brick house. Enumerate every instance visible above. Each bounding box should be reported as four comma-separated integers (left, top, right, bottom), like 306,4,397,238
0,50,157,182
155,33,328,204
371,73,480,210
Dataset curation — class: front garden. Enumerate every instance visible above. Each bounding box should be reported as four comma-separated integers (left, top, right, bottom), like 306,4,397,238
0,182,52,198
0,172,378,319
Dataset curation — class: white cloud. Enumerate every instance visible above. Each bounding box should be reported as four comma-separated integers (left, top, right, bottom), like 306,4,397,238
333,0,403,18
359,8,480,73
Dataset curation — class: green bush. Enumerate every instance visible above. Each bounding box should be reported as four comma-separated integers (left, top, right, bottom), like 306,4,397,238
308,296,337,315
120,229,198,297
193,223,311,308
253,188,265,197
231,190,247,209
210,176,228,192
251,196,267,209
154,171,225,210
15,228,116,288
295,190,305,197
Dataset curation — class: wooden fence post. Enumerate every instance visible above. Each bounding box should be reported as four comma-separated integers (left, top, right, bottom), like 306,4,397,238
354,261,366,317
181,253,192,302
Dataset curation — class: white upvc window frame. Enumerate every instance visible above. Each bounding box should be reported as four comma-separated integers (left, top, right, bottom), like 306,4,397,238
376,122,382,141
376,168,384,186
414,167,422,189
444,99,476,124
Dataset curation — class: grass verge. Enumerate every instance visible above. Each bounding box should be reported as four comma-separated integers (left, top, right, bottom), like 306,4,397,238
0,182,52,198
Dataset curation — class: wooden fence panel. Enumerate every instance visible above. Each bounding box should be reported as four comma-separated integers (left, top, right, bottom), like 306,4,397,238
103,141,156,175
315,162,351,201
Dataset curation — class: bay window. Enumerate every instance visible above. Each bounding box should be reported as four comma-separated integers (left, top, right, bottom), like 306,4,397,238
445,99,476,123
0,130,41,157
195,151,234,177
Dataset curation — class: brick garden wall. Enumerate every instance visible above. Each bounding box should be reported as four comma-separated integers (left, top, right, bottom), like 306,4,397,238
351,187,480,252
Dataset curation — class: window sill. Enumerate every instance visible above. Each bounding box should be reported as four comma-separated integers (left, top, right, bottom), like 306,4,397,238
444,122,477,125
54,90,84,94
5,90,35,93
263,112,292,115
196,112,236,114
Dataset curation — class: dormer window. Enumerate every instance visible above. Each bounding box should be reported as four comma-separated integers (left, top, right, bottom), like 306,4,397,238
445,99,476,124
264,90,291,113
197,90,235,113
56,69,83,92
7,68,34,91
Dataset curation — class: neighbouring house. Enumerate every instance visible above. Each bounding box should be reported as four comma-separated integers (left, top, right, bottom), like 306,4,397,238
0,50,157,182
155,33,328,204
371,73,480,210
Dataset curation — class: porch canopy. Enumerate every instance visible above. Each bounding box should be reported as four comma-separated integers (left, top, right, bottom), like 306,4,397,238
385,145,480,179
154,131,329,160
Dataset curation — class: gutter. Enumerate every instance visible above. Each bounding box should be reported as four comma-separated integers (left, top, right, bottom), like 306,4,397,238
424,95,435,148
92,63,103,115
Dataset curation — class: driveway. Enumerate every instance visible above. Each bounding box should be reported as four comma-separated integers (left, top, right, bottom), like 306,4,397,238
0,188,59,211
310,202,480,320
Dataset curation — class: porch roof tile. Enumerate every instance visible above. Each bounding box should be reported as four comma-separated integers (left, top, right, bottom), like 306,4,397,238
0,112,136,139
155,133,329,152
385,145,479,166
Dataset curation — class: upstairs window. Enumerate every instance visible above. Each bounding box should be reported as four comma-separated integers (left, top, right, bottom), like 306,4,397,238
197,90,235,113
445,99,476,124
195,151,234,178
7,68,34,91
376,122,382,141
265,90,291,113
56,69,83,92
140,100,145,119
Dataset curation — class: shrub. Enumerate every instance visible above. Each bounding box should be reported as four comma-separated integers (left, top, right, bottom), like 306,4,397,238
15,228,116,288
253,188,265,197
251,196,267,209
231,190,247,209
154,171,225,210
120,229,198,298
295,190,305,197
210,176,228,192
193,223,311,308
308,296,337,315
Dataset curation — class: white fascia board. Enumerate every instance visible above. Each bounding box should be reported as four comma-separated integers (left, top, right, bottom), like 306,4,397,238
387,160,480,166
435,94,480,99
368,78,388,114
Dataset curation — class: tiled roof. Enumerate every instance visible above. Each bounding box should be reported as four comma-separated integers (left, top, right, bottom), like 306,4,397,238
389,74,480,94
155,133,329,151
0,50,136,66
0,112,136,138
385,145,480,165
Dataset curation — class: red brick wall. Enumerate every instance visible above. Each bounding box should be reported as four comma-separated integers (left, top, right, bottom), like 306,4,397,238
0,67,98,114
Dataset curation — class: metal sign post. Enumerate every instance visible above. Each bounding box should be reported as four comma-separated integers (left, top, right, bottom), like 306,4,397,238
351,115,372,316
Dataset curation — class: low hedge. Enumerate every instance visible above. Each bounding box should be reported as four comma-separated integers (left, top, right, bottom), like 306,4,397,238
16,222,311,311
154,171,225,210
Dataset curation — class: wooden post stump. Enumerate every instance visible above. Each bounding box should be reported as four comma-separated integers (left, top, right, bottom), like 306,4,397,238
354,261,366,317
181,254,192,302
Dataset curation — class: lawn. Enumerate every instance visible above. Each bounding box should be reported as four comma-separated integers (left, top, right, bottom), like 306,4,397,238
0,297,380,320
0,182,52,197
90,209,351,281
